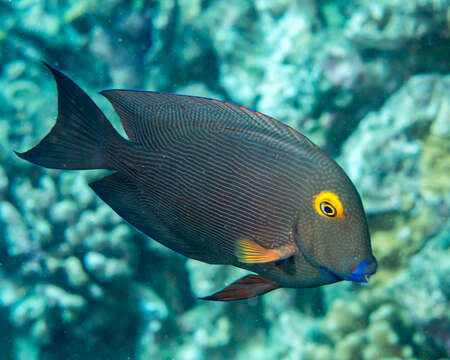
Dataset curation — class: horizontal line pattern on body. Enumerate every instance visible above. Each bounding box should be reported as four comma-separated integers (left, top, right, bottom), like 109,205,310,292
101,89,318,154
100,89,330,264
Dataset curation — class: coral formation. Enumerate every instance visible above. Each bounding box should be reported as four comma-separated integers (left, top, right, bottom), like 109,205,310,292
0,0,448,359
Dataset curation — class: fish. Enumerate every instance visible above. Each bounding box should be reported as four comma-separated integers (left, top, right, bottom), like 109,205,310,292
16,62,377,301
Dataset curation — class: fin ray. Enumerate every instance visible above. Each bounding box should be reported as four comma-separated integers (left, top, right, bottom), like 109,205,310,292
235,238,296,264
100,89,306,150
199,274,280,301
16,62,122,170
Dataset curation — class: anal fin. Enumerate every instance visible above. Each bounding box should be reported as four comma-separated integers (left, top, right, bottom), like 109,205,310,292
199,274,280,301
89,172,150,232
89,172,196,258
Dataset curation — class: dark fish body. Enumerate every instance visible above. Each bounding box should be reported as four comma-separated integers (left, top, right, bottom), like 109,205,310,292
17,63,377,301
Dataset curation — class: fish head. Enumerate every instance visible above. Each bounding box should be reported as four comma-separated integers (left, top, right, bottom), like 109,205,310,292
295,161,377,283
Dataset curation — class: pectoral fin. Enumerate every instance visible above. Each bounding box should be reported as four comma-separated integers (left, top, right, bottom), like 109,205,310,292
199,274,280,301
235,238,296,264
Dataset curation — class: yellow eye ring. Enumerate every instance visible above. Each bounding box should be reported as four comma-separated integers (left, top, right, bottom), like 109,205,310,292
314,191,344,219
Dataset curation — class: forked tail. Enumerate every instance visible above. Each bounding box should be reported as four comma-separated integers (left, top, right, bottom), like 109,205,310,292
16,62,123,170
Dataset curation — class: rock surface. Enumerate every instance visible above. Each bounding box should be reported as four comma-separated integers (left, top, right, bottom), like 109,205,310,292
0,0,448,359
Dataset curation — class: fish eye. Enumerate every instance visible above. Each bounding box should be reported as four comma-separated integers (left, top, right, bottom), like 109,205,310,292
314,191,344,219
320,201,336,217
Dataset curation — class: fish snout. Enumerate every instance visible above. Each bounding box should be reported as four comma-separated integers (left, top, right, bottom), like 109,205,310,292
346,257,377,283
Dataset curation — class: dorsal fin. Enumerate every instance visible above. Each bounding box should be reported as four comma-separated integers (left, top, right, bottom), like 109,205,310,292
100,90,305,150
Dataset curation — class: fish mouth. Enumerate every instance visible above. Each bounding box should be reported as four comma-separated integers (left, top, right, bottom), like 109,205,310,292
319,267,371,283
319,258,377,284
345,273,370,283
345,258,377,283
295,225,377,284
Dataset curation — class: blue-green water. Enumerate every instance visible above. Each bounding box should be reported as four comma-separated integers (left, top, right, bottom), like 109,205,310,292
1,1,449,359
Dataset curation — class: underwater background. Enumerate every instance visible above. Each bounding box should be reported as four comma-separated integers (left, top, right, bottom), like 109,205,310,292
0,0,449,359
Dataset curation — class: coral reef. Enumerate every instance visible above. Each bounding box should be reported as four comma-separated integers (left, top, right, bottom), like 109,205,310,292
340,74,450,284
0,0,448,359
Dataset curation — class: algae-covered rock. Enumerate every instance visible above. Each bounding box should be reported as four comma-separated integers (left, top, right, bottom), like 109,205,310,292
340,74,450,280
390,227,450,355
0,0,448,359
322,299,366,341
345,0,450,50
0,201,32,256
341,74,449,214
190,1,405,153
84,251,134,283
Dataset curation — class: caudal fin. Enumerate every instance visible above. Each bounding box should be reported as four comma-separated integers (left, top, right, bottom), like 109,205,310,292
16,62,122,170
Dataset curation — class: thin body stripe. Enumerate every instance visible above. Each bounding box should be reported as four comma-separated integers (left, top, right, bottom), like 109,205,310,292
101,89,339,264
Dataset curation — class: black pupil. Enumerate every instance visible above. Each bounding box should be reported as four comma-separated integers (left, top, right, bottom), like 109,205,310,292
322,202,335,216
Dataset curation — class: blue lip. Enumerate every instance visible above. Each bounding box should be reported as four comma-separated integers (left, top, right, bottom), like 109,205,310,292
319,258,378,284
345,259,376,283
